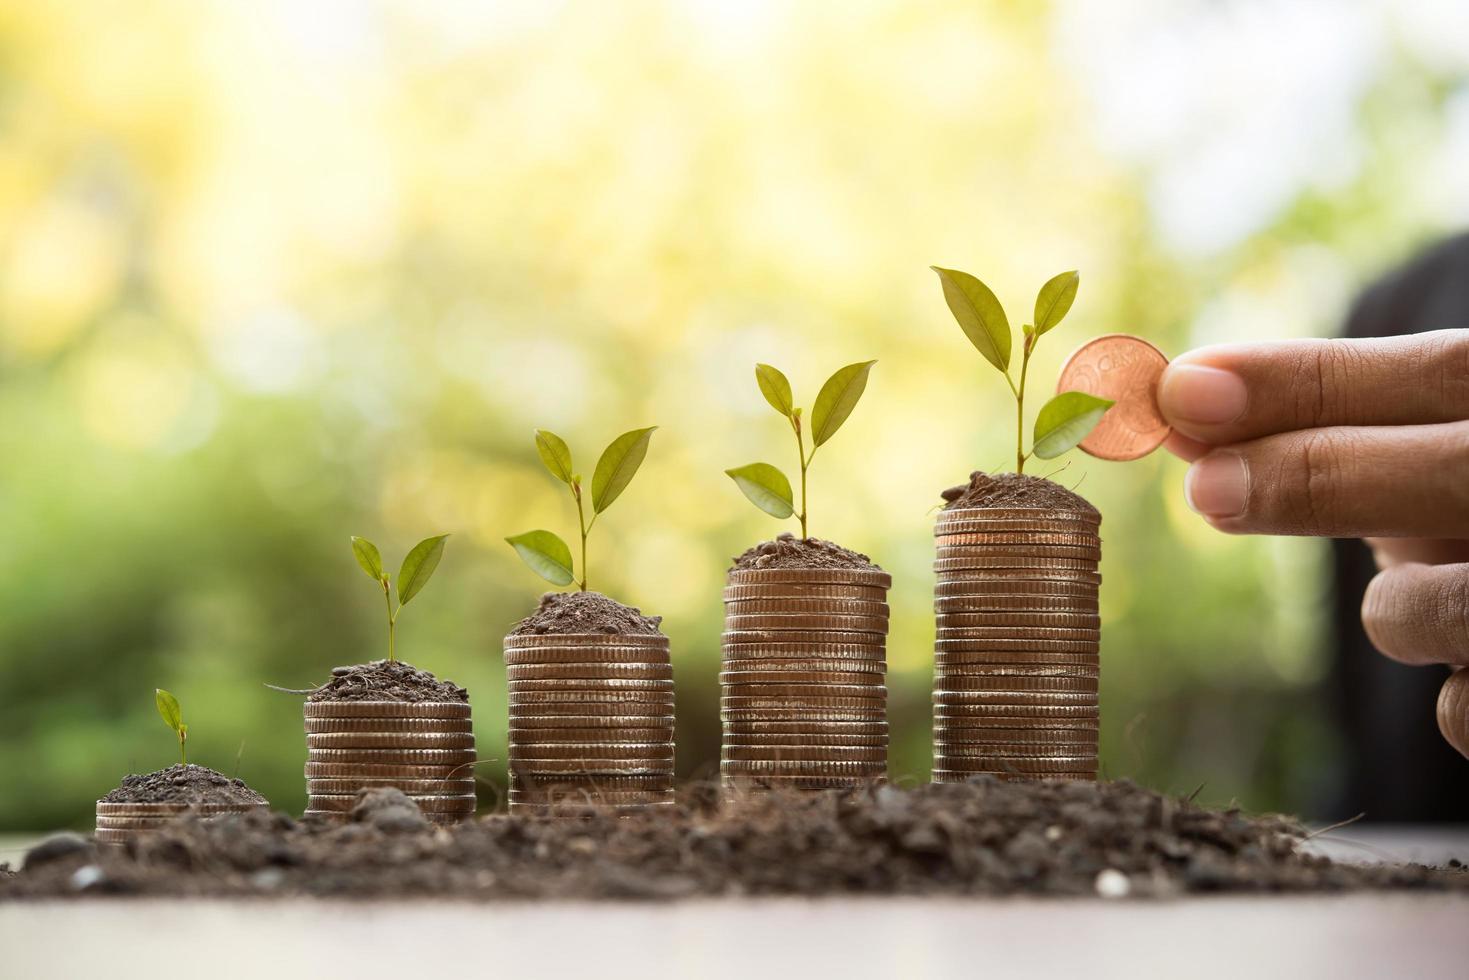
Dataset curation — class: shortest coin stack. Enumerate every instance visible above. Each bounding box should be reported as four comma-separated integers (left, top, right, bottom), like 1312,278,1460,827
721,566,892,790
303,700,477,824
504,632,675,815
932,506,1101,783
95,801,267,847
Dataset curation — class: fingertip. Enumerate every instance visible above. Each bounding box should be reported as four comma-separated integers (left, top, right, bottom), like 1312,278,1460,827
1158,362,1249,432
1163,431,1211,462
1438,669,1469,759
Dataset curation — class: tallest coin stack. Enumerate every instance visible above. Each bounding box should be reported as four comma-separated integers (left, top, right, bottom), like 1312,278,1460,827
931,502,1101,782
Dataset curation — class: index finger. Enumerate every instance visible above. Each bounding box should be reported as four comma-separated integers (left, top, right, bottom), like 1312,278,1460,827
1158,331,1469,446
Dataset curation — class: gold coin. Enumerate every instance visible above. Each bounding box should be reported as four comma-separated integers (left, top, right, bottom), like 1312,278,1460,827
726,568,892,589
303,701,471,720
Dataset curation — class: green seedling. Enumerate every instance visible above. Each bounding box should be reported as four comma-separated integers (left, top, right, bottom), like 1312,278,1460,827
350,534,450,663
507,426,657,592
155,688,187,765
932,267,1113,473
726,360,875,538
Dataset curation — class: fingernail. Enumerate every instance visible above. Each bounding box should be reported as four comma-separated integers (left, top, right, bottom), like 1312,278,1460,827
1160,364,1248,425
1185,453,1249,518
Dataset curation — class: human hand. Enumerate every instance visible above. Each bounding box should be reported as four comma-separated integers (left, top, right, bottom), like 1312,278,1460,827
1156,330,1469,758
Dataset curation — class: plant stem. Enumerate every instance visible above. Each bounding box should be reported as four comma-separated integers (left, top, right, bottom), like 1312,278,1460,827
1016,343,1032,474
794,418,809,539
179,732,187,766
382,580,396,663
574,485,590,592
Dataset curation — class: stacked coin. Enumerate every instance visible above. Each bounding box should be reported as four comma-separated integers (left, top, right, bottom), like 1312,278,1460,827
95,800,268,847
504,632,675,814
932,507,1100,782
720,567,892,789
303,701,477,824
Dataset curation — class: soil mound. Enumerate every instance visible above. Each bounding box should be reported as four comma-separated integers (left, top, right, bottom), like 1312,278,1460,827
731,533,879,571
99,764,266,806
510,591,663,636
941,471,1098,515
308,660,468,703
12,779,1463,901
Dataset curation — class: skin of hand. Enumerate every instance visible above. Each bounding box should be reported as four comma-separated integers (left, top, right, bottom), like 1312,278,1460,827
1155,330,1469,759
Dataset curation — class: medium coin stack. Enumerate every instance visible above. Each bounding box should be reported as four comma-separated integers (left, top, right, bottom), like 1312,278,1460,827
504,632,675,814
303,700,477,824
932,507,1100,782
720,567,892,789
94,801,268,847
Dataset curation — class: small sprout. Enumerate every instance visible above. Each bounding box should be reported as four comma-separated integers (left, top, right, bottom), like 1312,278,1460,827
155,688,187,766
508,427,657,592
727,360,875,538
350,534,450,663
932,267,1113,472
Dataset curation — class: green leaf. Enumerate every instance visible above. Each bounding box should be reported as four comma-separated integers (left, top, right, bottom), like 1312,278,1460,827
591,426,657,514
1034,270,1079,336
505,530,575,586
810,360,876,447
725,463,795,519
534,429,575,485
754,363,795,419
1032,391,1114,460
155,689,183,735
932,267,1011,372
397,534,449,605
350,536,384,582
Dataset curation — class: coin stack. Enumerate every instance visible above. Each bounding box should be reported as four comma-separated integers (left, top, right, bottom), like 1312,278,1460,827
932,506,1100,782
303,700,477,824
94,800,268,848
720,567,892,789
504,632,675,814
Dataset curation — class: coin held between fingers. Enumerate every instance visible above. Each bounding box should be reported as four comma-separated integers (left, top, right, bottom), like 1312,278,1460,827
1056,334,1172,461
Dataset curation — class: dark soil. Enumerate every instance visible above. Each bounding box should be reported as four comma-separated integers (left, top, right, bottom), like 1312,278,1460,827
731,533,880,571
9,779,1464,901
509,591,663,636
941,471,1098,515
99,764,267,806
309,659,468,703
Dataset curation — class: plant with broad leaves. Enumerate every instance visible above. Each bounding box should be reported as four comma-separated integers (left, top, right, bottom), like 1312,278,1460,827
350,534,450,662
726,360,875,538
932,267,1113,472
155,688,188,765
507,426,657,591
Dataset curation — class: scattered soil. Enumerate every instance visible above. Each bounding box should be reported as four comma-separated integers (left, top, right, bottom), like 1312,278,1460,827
308,660,468,703
509,591,663,636
731,533,880,571
99,764,267,807
8,779,1464,901
941,471,1098,516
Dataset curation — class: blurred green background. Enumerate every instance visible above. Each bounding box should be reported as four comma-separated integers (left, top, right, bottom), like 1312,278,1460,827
3,0,1469,831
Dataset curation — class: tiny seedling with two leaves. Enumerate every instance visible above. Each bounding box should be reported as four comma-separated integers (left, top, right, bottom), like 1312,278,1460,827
725,360,875,538
155,688,188,765
350,535,450,662
506,426,657,591
932,267,1113,472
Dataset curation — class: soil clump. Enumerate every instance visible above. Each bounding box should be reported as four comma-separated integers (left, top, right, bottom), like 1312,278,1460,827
308,659,468,703
731,533,879,571
9,779,1464,901
99,764,266,807
941,471,1098,515
509,591,663,636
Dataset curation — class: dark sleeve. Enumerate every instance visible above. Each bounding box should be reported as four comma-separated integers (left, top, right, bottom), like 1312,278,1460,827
1325,232,1469,822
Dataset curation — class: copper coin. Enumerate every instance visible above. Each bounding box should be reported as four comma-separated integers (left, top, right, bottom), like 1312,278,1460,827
509,773,672,790
506,663,673,682
934,569,1102,586
934,579,1099,598
304,716,474,734
722,629,885,647
936,663,1099,679
509,760,674,774
503,646,673,666
306,732,476,750
934,703,1099,720
935,532,1100,548
939,507,1100,525
934,638,1099,653
934,727,1099,745
509,713,675,728
507,678,675,693
932,770,1095,783
720,670,885,687
934,740,1097,759
935,717,1098,734
722,598,890,617
934,518,1101,534
721,709,888,724
722,583,889,602
508,789,674,805
306,794,476,813
937,612,1100,629
503,633,669,649
721,644,888,663
724,614,890,634
936,674,1098,694
726,568,893,589
723,721,889,736
935,650,1098,667
720,759,886,776
721,657,887,674
722,695,886,711
933,690,1098,706
935,595,1097,613
937,625,1099,640
723,745,887,762
305,762,474,778
95,817,192,831
933,754,1097,771
306,778,476,795
934,555,1098,571
94,802,263,817
303,701,471,720
1056,333,1170,460
508,742,674,760
721,684,886,699
508,692,674,708
510,727,672,743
